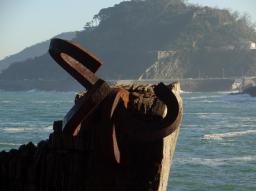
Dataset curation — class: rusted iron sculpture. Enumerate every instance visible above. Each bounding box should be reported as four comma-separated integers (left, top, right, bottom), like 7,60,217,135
0,39,182,191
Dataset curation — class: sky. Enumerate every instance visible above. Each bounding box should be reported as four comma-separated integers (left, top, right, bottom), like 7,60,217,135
0,0,256,60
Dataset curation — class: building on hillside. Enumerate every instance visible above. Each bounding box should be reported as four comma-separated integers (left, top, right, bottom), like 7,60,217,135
239,41,256,50
157,51,176,60
249,41,256,49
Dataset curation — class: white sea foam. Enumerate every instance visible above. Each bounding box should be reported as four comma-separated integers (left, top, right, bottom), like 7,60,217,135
26,89,37,93
43,125,53,132
176,155,256,167
217,91,239,94
198,100,217,103
188,96,208,100
24,89,76,94
202,130,256,140
1,125,53,133
2,128,26,133
0,100,13,103
0,142,21,146
180,90,192,94
188,95,223,100
31,100,48,104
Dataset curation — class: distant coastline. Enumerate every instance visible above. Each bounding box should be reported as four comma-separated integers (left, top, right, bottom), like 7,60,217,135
0,78,239,92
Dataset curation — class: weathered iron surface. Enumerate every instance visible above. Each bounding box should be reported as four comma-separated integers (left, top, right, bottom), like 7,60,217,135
115,82,181,141
0,39,183,191
49,38,102,89
63,79,111,135
49,38,113,136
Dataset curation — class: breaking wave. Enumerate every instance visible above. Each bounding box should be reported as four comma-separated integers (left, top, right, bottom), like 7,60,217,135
176,155,256,167
43,125,53,132
0,142,21,146
0,100,13,103
2,125,53,133
2,127,27,133
202,130,256,140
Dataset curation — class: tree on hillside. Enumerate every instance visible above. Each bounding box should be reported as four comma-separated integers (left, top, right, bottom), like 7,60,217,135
1,0,256,83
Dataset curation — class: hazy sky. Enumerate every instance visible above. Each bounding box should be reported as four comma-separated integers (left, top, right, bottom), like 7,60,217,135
1,0,256,60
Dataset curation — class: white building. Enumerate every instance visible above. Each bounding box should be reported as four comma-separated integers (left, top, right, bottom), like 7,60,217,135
249,41,256,49
157,51,176,60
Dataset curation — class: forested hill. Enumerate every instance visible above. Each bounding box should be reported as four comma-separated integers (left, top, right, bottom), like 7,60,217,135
1,0,256,90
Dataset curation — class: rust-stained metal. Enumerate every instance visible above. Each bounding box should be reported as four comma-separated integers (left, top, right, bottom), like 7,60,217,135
49,38,181,141
49,39,182,181
49,38,112,135
49,38,102,89
63,79,111,135
115,82,181,141
99,90,127,164
0,38,183,191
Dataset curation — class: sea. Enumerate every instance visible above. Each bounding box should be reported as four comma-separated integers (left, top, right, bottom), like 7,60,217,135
0,90,255,191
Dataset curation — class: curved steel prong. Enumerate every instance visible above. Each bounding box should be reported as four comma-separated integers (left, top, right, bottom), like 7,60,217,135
48,38,111,135
63,80,112,135
49,38,102,89
115,83,182,141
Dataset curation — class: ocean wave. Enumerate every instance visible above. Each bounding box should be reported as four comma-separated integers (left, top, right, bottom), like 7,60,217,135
197,100,217,103
202,130,256,140
216,91,239,94
0,100,13,103
1,125,53,133
26,89,37,93
0,142,21,146
176,155,256,167
25,89,77,94
43,125,53,131
180,90,193,94
187,96,208,100
184,124,199,127
185,112,227,115
2,127,27,133
186,93,256,103
188,112,227,119
202,124,255,130
187,95,223,100
31,100,48,104
220,94,256,102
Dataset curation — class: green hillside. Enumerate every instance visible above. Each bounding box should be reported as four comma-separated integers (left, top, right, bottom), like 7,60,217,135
1,0,256,90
